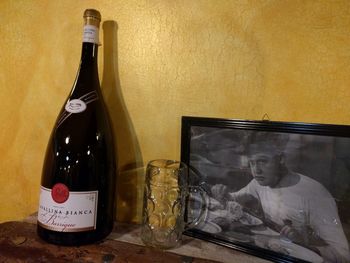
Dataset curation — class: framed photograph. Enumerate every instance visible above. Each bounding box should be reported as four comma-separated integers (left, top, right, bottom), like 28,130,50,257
181,116,350,263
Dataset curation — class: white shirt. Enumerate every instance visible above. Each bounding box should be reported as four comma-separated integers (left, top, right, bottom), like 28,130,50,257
231,173,350,262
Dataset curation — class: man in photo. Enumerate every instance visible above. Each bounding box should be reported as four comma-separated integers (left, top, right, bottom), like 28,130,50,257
211,132,350,263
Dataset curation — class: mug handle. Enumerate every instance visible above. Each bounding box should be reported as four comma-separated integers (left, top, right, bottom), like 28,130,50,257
185,186,208,229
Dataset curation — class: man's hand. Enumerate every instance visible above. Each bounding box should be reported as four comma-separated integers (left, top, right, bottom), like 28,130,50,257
211,184,228,202
280,220,307,245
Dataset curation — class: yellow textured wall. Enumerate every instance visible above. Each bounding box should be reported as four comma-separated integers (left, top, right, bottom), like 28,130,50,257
0,0,350,223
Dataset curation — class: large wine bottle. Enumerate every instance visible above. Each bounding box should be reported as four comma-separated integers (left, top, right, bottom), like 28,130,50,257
37,9,116,246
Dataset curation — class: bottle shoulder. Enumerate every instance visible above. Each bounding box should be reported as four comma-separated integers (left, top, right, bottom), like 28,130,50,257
51,102,113,148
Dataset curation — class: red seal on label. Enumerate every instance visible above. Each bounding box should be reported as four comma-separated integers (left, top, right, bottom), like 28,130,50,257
51,183,69,204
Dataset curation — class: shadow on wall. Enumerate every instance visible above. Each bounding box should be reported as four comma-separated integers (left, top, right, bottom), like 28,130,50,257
101,20,144,224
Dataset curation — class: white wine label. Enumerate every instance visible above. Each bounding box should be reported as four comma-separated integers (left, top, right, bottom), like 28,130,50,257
57,91,99,128
38,185,98,232
65,99,87,113
83,25,99,44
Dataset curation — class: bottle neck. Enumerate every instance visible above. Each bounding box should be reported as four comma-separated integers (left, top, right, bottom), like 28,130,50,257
80,23,100,67
80,42,98,66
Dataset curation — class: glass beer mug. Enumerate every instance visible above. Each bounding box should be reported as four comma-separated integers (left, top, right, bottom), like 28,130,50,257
141,159,206,249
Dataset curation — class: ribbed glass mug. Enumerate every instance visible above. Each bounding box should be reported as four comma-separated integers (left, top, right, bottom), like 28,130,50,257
141,159,205,249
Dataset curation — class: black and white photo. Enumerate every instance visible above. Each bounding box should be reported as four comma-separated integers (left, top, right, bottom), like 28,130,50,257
181,116,350,263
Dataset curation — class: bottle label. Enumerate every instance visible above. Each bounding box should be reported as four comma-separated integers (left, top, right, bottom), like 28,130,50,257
83,25,99,44
57,91,99,127
65,99,87,113
37,185,98,232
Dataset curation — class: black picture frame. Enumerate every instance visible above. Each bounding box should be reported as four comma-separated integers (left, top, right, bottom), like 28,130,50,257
181,116,350,263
